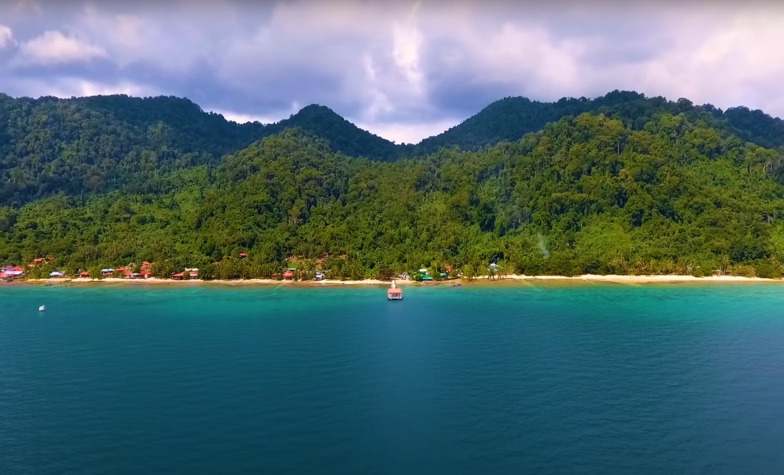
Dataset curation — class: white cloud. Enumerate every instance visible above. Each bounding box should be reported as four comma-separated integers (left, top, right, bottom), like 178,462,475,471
2,77,159,100
392,1,425,95
472,22,586,97
2,0,784,144
209,108,280,125
17,30,106,64
360,54,394,120
75,80,158,98
356,118,461,144
0,25,12,49
595,7,784,115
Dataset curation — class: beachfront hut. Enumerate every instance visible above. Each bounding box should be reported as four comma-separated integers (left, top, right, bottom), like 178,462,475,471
1,266,24,280
387,287,403,300
282,269,294,280
101,268,115,277
80,271,90,278
3,266,23,275
172,272,185,280
49,270,64,278
388,280,403,300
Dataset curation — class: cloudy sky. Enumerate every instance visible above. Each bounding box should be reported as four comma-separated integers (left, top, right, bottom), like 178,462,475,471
1,0,783,143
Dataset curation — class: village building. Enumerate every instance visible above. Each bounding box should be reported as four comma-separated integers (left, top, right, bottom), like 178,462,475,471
1,266,24,280
387,281,403,300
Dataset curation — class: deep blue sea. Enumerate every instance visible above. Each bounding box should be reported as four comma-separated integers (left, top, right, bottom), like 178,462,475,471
2,283,784,474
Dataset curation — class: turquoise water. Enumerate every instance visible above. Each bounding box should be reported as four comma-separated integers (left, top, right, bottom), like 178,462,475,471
2,283,784,474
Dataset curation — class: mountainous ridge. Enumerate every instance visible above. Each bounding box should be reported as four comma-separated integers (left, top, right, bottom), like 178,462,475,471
5,110,784,280
2,90,784,207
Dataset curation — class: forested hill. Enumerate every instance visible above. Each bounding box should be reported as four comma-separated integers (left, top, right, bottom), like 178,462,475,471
270,104,400,160
3,90,784,207
0,94,401,205
4,112,784,279
413,91,784,155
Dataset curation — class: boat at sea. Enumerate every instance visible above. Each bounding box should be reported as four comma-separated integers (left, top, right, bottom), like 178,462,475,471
387,281,403,301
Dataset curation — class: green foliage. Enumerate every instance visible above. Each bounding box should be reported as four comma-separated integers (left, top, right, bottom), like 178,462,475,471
0,94,406,207
88,266,102,280
3,104,784,279
411,90,784,157
377,267,395,281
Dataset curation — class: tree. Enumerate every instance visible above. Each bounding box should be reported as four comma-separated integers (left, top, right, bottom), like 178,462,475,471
88,266,102,281
462,264,476,281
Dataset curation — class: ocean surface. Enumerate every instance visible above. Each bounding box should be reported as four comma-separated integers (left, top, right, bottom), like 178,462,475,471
2,283,784,474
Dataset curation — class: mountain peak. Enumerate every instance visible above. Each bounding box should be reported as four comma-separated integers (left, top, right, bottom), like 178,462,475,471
274,104,399,161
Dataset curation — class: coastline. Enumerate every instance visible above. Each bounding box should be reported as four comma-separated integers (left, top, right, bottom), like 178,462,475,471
5,274,784,287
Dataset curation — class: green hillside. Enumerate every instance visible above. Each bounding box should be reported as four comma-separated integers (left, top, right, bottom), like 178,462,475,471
3,90,784,210
3,111,784,279
413,90,784,155
0,95,400,206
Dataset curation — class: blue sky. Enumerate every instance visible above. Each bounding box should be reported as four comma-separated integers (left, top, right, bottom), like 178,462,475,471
1,0,782,143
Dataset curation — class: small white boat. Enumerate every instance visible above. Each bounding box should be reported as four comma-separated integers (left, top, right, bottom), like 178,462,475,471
38,305,46,312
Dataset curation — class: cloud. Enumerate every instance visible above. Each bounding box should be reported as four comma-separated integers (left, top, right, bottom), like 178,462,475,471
0,25,12,49
17,30,106,64
355,118,462,145
210,108,290,126
392,1,424,95
0,76,159,100
1,0,784,143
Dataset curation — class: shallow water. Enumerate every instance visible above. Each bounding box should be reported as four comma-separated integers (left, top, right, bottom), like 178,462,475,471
2,284,784,474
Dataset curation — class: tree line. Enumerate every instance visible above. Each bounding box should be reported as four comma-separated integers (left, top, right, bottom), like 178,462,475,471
2,110,784,279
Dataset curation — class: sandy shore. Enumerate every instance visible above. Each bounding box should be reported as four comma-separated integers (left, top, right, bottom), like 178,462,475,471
7,274,784,287
13,277,419,286
501,274,781,284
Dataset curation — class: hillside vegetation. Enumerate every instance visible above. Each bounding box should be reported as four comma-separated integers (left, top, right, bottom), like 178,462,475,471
4,90,784,208
3,109,784,279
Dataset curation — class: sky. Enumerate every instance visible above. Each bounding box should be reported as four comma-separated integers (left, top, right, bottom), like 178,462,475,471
1,0,783,144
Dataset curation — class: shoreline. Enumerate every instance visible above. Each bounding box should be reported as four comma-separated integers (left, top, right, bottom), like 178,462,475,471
4,274,784,287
